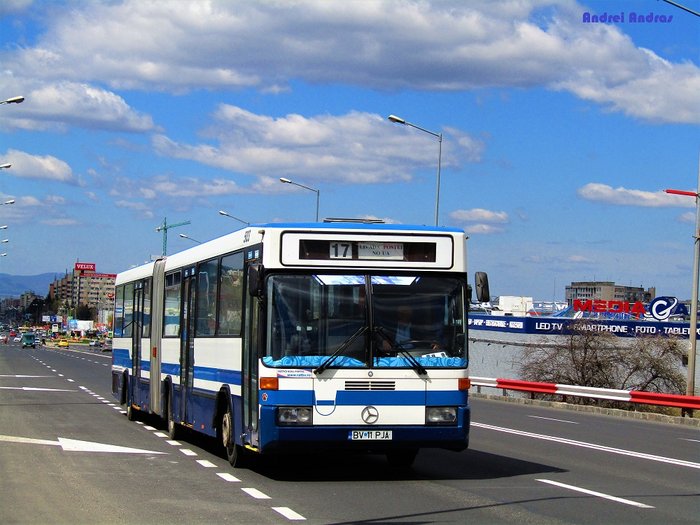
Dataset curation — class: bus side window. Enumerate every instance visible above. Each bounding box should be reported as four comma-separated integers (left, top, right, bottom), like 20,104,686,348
114,285,125,338
218,252,244,336
123,282,134,338
164,271,181,337
196,259,219,336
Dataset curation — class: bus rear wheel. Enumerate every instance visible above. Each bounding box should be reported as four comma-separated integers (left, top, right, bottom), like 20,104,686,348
167,395,180,440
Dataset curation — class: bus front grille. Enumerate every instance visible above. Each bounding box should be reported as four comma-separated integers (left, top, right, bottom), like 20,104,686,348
344,380,396,391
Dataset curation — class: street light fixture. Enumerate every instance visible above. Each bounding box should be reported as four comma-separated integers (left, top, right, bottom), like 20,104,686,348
388,114,443,226
0,239,8,244
0,96,24,105
178,233,202,244
0,164,11,169
665,162,700,400
279,178,320,222
2,199,15,205
218,210,250,225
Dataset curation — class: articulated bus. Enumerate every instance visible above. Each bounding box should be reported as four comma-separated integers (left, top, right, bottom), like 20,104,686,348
112,221,488,467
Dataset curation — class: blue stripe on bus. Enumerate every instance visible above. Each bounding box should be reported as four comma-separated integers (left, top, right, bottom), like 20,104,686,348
114,351,241,387
261,389,467,406
112,348,130,368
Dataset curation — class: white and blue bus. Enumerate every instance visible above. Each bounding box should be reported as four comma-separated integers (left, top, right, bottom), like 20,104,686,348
112,220,488,467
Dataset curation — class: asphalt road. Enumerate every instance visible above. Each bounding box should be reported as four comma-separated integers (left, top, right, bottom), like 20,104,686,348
1,342,698,524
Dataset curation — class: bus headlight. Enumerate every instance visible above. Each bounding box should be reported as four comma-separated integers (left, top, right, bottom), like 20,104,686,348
426,407,457,425
277,407,313,426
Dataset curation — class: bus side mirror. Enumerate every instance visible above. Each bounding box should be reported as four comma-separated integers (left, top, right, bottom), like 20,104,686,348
247,264,264,297
475,272,490,302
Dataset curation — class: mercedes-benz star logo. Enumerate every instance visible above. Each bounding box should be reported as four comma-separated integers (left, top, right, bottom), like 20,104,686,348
361,406,379,425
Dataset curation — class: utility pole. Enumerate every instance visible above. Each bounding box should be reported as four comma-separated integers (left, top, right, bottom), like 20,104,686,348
155,217,191,256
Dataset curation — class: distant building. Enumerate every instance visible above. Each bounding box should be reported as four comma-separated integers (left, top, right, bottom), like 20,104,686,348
49,262,116,317
565,281,655,305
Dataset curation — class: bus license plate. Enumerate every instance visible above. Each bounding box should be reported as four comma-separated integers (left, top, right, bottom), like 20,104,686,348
349,430,392,440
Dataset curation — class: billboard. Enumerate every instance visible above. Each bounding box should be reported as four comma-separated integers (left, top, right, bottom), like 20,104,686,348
75,262,96,272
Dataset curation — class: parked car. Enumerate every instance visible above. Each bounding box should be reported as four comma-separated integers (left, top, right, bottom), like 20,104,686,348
13,336,21,343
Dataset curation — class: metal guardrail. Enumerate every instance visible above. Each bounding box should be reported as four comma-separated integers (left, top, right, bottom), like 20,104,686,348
470,376,700,410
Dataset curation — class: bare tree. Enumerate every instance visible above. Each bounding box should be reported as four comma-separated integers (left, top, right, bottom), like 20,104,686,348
520,320,686,407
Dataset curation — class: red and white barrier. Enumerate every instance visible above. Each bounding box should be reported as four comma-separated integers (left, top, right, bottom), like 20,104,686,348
470,376,700,410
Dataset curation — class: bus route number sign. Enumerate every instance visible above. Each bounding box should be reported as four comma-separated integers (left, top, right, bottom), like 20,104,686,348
349,430,393,440
329,241,404,260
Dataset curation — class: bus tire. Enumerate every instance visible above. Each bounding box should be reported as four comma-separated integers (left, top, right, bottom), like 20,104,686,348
221,405,245,467
386,448,418,468
166,394,180,440
126,402,137,421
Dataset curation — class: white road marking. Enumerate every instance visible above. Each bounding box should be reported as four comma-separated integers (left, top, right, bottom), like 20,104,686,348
272,507,306,520
196,459,217,468
528,415,578,424
473,422,700,469
216,472,240,482
153,432,169,438
537,479,654,508
0,375,52,378
242,487,270,499
0,386,76,392
179,448,197,456
0,434,166,454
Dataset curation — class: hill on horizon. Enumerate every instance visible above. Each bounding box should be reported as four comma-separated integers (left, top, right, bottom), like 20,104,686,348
0,273,58,298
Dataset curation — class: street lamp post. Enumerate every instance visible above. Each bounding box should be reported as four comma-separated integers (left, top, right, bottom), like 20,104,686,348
218,210,250,225
0,96,24,105
388,114,443,226
279,178,320,222
665,165,700,400
178,233,202,244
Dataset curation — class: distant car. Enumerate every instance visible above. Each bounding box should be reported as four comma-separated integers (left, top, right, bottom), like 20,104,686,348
57,340,69,348
21,333,36,348
13,336,21,343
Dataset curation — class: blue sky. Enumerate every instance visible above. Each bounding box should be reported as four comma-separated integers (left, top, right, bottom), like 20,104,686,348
0,0,697,301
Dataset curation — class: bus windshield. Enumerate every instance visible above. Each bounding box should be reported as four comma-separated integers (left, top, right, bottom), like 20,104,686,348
263,273,467,369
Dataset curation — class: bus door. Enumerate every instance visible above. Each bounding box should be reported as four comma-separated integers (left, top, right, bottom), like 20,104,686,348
178,266,197,425
242,265,261,448
149,259,166,416
130,281,145,408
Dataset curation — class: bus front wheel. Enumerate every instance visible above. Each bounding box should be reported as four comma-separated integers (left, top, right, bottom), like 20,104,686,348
221,406,245,467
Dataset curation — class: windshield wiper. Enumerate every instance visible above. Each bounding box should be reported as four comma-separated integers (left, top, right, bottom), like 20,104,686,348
314,326,367,376
374,326,427,376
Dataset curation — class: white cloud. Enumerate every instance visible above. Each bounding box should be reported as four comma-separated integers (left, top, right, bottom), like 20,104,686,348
2,149,77,184
464,224,505,235
450,207,509,235
153,106,482,186
450,208,509,223
577,183,694,207
1,1,696,126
